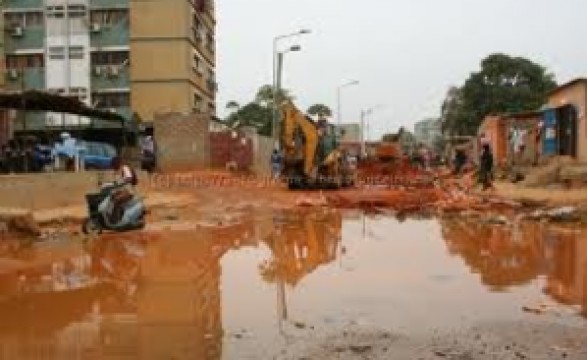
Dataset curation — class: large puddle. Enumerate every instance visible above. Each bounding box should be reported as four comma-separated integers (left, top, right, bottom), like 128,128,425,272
0,208,585,359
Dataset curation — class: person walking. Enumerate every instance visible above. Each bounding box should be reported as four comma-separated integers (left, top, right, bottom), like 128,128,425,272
271,149,283,180
479,144,494,191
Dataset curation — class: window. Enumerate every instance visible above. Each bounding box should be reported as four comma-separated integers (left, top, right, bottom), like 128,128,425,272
91,51,129,66
93,92,130,108
207,34,215,52
25,12,44,27
69,46,84,60
70,87,88,101
193,53,202,75
193,93,203,111
5,13,24,28
90,9,129,26
47,6,65,18
6,55,44,69
68,5,86,18
49,47,65,60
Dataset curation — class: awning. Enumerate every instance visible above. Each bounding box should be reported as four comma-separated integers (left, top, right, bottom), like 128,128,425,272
0,90,125,122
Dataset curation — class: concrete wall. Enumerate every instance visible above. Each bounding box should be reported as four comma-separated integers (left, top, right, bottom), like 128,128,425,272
548,82,587,162
241,127,273,177
154,112,210,172
0,171,113,210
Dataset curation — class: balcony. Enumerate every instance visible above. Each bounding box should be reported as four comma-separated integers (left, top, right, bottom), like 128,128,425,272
90,22,130,48
5,0,44,10
5,68,46,91
5,27,44,53
91,65,130,91
90,0,129,9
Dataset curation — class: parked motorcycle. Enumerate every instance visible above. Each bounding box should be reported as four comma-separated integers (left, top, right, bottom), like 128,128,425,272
82,182,146,235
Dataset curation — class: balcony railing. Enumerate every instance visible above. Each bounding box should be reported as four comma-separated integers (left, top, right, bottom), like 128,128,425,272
91,65,130,90
5,68,46,90
90,21,130,48
5,27,44,53
5,0,44,10
12,112,47,131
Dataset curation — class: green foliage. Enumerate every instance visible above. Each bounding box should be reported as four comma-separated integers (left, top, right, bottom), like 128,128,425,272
442,54,557,135
255,84,294,108
307,104,333,118
225,85,294,137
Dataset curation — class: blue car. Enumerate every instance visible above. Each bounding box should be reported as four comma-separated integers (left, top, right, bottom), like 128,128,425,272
79,141,117,170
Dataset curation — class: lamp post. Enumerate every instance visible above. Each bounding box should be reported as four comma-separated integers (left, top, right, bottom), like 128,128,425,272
336,80,359,128
272,29,311,147
360,105,384,157
272,44,302,147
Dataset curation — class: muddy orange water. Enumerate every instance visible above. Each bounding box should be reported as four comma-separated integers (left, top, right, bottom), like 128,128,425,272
0,209,585,359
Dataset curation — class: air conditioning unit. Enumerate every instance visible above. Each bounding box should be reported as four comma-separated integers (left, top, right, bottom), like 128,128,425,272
91,23,101,33
12,27,23,37
8,69,19,80
93,66,103,76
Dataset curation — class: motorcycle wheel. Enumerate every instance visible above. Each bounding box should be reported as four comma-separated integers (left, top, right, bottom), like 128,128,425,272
82,218,103,235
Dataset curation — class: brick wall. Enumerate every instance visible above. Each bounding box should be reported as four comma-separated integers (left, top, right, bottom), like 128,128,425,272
209,131,253,171
479,116,507,166
154,112,210,172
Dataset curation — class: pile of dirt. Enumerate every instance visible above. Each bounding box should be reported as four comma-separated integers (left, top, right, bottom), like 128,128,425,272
0,210,41,238
522,156,575,187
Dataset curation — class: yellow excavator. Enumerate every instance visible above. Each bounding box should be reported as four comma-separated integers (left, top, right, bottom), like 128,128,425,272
280,101,355,189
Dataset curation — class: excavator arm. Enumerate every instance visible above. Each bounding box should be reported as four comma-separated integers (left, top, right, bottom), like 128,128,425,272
281,101,319,176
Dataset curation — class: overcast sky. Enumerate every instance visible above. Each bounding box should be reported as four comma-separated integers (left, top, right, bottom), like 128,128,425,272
216,0,587,139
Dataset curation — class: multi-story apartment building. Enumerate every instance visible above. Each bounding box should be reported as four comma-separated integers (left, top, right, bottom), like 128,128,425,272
3,0,216,130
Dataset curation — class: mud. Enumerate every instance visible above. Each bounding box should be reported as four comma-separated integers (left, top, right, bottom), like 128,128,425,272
1,170,587,359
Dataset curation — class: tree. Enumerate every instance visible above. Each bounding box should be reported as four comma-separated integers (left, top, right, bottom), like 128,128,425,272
442,54,557,135
225,102,273,136
224,85,295,137
255,84,294,107
307,104,333,118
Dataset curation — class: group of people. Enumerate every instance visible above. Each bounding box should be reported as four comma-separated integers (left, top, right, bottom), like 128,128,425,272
0,137,53,174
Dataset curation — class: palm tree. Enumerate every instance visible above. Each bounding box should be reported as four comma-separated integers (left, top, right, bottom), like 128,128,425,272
307,104,333,119
255,84,293,107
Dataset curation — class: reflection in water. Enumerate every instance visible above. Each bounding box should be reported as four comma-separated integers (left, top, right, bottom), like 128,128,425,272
441,218,587,315
0,208,342,359
0,211,585,359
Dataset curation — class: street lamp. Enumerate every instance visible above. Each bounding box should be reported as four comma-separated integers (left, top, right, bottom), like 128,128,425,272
272,29,311,147
360,105,384,157
336,80,359,128
272,45,301,145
